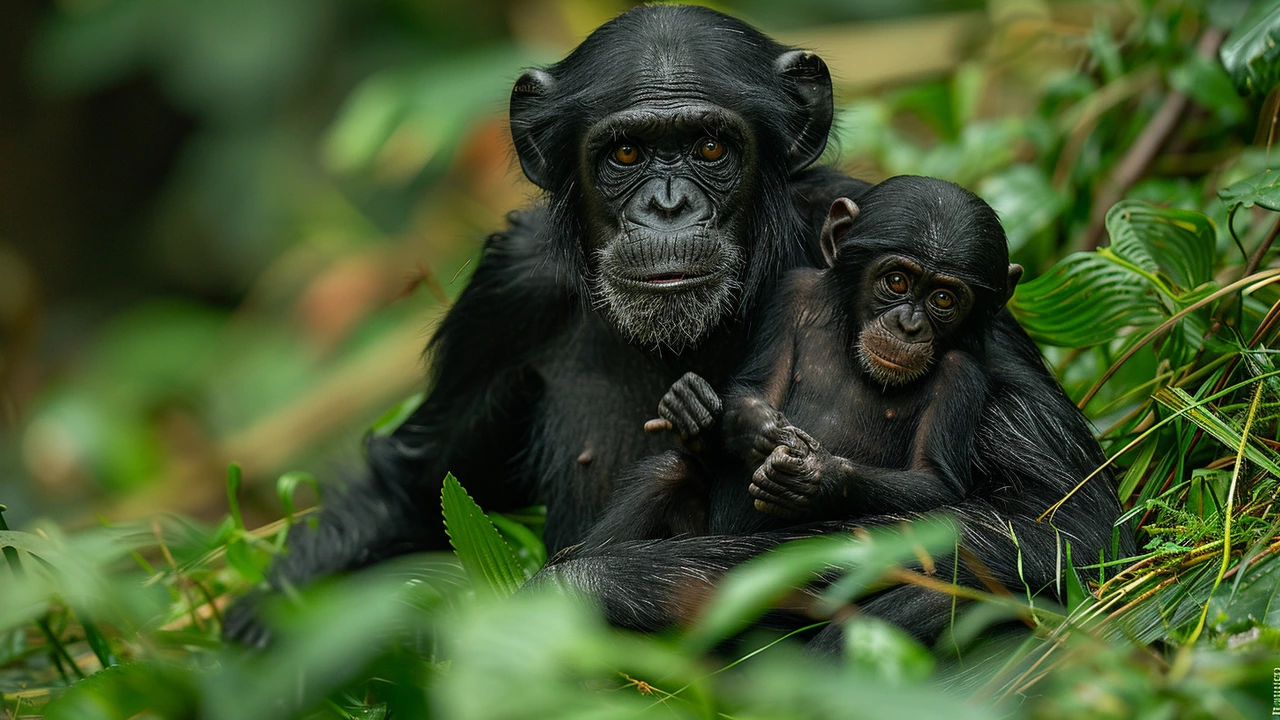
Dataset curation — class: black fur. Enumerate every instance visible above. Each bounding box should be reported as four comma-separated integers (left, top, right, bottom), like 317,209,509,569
536,178,1135,648
224,5,871,646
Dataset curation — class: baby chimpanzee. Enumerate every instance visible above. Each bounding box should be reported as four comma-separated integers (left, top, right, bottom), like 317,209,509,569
584,175,1107,545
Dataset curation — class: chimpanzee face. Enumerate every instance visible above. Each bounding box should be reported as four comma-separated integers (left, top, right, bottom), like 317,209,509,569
580,105,754,352
855,254,976,386
818,177,1023,387
507,6,834,353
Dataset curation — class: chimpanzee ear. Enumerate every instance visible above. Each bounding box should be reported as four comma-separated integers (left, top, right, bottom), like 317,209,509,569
775,50,833,175
509,69,555,189
1002,264,1025,307
819,198,860,267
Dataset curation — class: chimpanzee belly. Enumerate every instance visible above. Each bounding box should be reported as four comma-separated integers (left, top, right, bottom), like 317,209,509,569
526,318,684,553
781,327,927,468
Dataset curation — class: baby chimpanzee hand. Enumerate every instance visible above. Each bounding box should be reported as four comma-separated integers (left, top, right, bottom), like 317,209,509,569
649,372,722,448
748,427,824,519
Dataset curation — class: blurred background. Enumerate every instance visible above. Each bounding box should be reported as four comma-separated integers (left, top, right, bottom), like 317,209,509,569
0,0,1254,527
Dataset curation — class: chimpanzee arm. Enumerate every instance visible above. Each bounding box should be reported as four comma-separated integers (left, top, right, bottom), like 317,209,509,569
225,211,560,645
749,351,987,520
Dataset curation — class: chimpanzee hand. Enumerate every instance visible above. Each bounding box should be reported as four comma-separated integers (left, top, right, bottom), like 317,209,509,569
748,426,824,519
723,396,803,465
651,372,722,448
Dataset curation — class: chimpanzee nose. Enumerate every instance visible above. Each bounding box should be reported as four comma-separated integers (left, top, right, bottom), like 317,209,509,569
649,179,690,218
627,176,710,229
896,308,930,342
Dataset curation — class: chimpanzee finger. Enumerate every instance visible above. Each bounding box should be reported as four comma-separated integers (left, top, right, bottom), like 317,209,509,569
754,460,810,504
751,492,801,519
791,426,820,451
767,449,807,474
748,482,794,512
682,372,723,417
671,377,715,431
659,394,701,439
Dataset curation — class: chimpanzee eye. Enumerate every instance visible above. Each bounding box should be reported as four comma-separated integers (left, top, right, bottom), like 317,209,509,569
885,272,910,294
931,290,955,310
697,138,724,161
613,144,640,165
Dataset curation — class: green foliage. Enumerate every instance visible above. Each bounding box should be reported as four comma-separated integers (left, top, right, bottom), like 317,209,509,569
441,473,527,598
5,0,1280,718
1220,0,1280,95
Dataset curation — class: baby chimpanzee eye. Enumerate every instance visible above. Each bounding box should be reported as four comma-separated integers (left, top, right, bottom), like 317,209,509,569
885,273,910,294
930,290,955,309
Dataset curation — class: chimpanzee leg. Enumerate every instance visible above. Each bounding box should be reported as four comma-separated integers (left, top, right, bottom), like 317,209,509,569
582,451,710,545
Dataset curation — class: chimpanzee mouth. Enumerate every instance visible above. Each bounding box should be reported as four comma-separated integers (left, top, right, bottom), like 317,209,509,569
858,327,934,386
618,270,721,292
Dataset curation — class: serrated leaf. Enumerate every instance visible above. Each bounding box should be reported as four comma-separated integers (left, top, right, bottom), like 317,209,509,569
441,473,526,598
1218,167,1280,212
1220,0,1280,94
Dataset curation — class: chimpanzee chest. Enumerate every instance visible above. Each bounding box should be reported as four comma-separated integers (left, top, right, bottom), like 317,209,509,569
527,320,680,552
781,328,928,469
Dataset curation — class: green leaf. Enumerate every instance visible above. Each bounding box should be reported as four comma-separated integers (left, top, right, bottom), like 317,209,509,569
487,512,547,577
1153,387,1280,478
226,462,246,532
368,391,426,437
441,473,526,597
43,663,197,720
323,48,538,179
1169,56,1249,124
1218,167,1280,212
1220,0,1280,94
1011,201,1216,348
687,518,957,650
1064,542,1089,613
1106,201,1215,291
276,470,318,521
1011,252,1165,347
978,164,1067,255
842,616,935,684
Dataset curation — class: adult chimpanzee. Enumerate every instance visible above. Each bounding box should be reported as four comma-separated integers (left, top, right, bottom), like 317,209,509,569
225,4,872,645
540,178,1134,646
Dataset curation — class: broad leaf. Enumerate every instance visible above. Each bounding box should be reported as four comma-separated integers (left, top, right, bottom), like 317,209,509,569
1012,201,1216,348
687,518,957,650
1218,167,1280,212
441,473,526,598
1220,0,1280,95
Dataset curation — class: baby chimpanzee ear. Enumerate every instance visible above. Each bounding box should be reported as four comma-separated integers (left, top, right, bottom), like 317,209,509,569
1001,264,1025,307
820,197,860,267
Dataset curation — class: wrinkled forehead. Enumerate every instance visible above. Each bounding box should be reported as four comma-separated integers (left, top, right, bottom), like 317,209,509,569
846,235,1006,292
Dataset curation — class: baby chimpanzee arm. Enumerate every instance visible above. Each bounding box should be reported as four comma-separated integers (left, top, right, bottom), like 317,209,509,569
748,351,986,519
